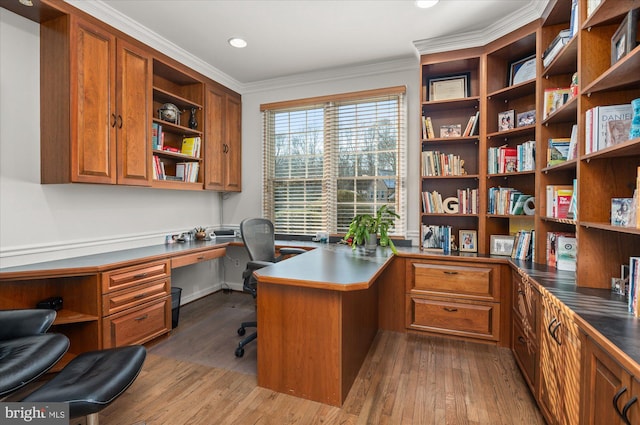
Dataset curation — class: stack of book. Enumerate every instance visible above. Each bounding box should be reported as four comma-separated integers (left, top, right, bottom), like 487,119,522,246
152,123,164,150
543,87,571,119
546,231,575,268
546,184,574,219
176,162,200,183
543,29,571,67
487,187,532,216
585,104,633,154
421,151,466,176
511,230,534,260
487,141,535,174
421,116,435,139
181,136,202,157
422,224,452,253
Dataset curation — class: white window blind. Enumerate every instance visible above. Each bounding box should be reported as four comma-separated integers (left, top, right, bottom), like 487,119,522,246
262,87,406,237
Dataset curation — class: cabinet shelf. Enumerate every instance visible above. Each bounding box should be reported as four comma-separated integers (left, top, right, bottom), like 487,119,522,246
53,309,99,325
486,125,535,140
152,179,205,191
582,46,640,94
487,170,536,178
422,174,479,180
487,80,536,101
153,86,203,111
580,221,640,235
153,149,202,162
583,0,639,28
152,118,202,137
421,213,479,218
541,159,577,173
541,216,576,226
541,95,577,124
541,36,578,78
422,136,479,144
422,96,480,110
582,137,640,160
487,214,534,219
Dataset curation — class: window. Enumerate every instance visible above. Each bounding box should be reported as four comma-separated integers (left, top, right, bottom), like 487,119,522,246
261,87,406,236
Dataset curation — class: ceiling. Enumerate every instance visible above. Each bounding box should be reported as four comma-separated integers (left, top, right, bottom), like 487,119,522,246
83,0,544,85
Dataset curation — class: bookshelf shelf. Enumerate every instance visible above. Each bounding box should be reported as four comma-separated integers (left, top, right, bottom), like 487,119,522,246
580,222,640,235
582,46,640,94
541,35,578,78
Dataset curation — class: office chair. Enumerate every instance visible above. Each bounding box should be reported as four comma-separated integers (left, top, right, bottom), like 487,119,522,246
0,309,146,425
235,218,306,357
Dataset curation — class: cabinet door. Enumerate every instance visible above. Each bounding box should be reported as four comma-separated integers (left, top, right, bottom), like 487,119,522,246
72,19,117,184
224,93,242,191
582,337,633,425
116,39,152,185
204,84,225,190
539,296,562,424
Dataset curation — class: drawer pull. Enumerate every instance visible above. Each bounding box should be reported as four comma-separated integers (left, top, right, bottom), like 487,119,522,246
443,271,458,275
197,256,205,260
518,290,525,295
443,307,458,312
518,336,526,345
622,396,637,425
134,314,148,321
613,387,628,417
547,317,557,335
133,293,147,299
133,272,148,279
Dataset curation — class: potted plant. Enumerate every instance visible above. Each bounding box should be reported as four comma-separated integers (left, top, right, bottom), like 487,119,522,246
343,205,399,254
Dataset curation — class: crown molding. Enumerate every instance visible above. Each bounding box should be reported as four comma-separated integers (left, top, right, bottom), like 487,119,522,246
413,0,550,55
65,0,243,93
242,57,418,94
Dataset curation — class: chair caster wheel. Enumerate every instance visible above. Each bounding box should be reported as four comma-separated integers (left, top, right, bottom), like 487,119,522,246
235,347,244,357
237,327,246,336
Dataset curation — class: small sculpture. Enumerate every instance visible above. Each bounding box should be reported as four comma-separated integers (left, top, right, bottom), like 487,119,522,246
188,107,198,130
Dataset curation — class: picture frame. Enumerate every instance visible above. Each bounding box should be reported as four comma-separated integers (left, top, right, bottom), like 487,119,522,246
459,230,477,253
439,124,462,138
428,73,470,101
611,9,639,66
498,110,515,132
490,235,515,256
517,110,536,127
508,54,536,86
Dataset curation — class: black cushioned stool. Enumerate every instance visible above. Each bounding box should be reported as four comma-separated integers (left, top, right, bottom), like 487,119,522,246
23,345,146,425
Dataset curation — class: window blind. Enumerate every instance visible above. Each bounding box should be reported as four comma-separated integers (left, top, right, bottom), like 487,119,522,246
262,87,406,237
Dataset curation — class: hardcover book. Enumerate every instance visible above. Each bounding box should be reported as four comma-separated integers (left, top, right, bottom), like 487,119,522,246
586,104,633,152
611,198,633,227
547,138,571,166
556,235,577,271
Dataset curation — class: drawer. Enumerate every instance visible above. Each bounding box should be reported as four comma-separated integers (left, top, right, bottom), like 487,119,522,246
407,295,500,341
512,319,537,391
171,247,225,269
409,261,498,301
102,277,170,316
512,274,538,337
102,297,170,348
102,260,170,294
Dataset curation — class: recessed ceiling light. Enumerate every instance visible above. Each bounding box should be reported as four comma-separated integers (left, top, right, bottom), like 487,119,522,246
19,0,34,6
415,0,439,8
228,37,247,49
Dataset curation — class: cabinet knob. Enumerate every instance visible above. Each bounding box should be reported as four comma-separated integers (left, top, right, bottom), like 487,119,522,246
443,271,458,275
443,307,458,312
133,293,146,299
134,314,148,321
133,272,148,279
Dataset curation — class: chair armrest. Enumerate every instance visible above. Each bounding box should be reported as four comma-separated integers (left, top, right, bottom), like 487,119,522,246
246,260,276,271
0,309,57,341
279,248,307,256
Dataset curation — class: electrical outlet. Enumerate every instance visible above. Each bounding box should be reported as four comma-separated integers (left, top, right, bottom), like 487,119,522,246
235,259,240,267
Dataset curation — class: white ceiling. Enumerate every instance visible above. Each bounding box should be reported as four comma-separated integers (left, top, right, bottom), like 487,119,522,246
80,0,547,85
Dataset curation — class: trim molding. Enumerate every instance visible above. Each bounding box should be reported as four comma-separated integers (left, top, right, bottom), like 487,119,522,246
414,0,549,54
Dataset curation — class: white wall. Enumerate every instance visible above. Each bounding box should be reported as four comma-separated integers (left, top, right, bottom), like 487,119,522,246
0,10,223,303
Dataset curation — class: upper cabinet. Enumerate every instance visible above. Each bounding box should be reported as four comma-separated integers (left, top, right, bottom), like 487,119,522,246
41,15,152,186
33,0,241,192
204,84,242,192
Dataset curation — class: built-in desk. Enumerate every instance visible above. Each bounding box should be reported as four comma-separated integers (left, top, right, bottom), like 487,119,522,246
254,244,394,406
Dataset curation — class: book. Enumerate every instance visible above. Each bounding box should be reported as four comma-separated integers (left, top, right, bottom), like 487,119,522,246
555,189,573,219
543,29,571,67
469,111,480,136
567,125,578,160
567,178,578,220
546,185,573,217
556,235,577,271
569,0,579,37
547,138,571,166
181,136,201,157
543,88,571,119
151,122,161,150
510,194,532,215
630,257,640,315
425,116,435,139
462,114,476,137
586,104,633,152
611,198,633,226
546,231,574,267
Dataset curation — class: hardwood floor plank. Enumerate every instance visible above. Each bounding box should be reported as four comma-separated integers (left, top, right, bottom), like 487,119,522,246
96,292,544,425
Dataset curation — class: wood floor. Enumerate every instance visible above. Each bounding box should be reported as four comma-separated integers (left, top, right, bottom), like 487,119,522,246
97,291,545,425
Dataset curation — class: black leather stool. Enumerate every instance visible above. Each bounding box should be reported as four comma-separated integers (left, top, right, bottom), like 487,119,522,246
23,345,146,425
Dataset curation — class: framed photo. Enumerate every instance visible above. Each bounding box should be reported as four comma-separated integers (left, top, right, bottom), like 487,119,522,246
428,73,470,101
490,235,515,256
611,9,639,66
498,110,515,132
508,54,536,86
440,124,462,138
517,110,536,127
459,230,477,253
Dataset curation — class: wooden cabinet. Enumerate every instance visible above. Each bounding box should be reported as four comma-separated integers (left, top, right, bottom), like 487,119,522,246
41,15,151,186
511,270,540,394
539,291,581,425
405,259,502,342
204,84,242,192
419,52,482,251
581,335,640,425
100,260,171,348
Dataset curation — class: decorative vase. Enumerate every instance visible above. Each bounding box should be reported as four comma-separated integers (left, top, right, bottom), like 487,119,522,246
195,231,207,240
630,98,640,139
364,232,378,253
188,107,198,130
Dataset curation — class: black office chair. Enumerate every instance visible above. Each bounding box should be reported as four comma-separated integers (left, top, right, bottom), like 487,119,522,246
0,309,146,425
235,218,306,357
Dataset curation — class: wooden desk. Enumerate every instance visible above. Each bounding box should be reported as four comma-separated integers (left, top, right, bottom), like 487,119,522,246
254,245,394,406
